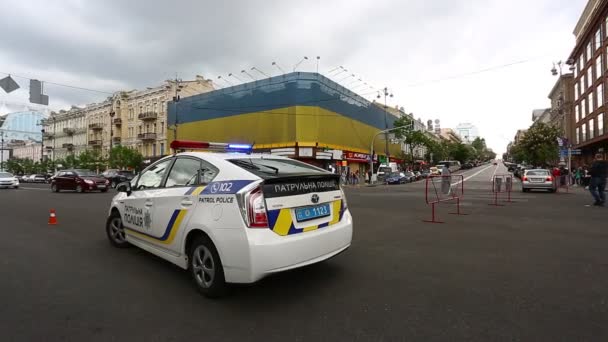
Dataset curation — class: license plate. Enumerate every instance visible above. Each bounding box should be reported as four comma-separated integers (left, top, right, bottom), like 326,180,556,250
295,203,331,222
530,178,543,183
97,185,106,189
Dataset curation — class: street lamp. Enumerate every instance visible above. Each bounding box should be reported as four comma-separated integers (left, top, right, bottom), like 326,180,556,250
369,127,403,184
217,75,233,87
228,73,243,83
251,67,270,78
377,87,394,164
271,61,286,74
315,56,320,73
0,130,4,171
40,128,45,163
109,111,115,152
293,56,308,72
241,69,256,81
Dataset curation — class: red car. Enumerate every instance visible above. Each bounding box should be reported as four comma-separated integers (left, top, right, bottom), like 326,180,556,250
51,169,110,193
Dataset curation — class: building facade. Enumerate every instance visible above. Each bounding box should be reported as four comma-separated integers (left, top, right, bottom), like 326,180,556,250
439,128,462,143
454,122,479,143
42,76,214,162
8,140,42,161
167,72,404,174
547,73,575,143
0,111,46,141
568,0,608,163
42,107,88,160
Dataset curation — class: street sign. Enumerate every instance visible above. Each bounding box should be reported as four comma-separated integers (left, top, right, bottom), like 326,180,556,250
570,149,582,155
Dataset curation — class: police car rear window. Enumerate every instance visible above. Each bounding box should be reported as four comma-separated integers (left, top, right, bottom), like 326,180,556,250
228,158,326,179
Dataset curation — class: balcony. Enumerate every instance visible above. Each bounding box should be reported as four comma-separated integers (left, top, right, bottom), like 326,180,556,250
63,128,76,136
62,143,74,150
113,118,122,126
89,123,103,131
138,112,158,121
89,140,102,146
112,136,121,144
137,132,157,141
43,131,54,138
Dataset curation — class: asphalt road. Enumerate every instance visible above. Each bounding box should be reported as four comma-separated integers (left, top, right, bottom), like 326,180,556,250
1,164,607,341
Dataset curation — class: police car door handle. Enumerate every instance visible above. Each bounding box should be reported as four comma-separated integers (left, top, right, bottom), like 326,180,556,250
181,198,194,207
144,200,153,207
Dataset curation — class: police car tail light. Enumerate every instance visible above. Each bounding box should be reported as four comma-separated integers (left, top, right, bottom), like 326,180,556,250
247,187,268,228
340,186,348,210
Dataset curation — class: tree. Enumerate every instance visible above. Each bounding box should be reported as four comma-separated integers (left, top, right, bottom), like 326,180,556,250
448,142,474,163
514,122,560,166
77,149,105,170
108,146,143,170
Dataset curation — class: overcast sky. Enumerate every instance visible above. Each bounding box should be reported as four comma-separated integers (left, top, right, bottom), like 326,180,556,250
0,0,587,154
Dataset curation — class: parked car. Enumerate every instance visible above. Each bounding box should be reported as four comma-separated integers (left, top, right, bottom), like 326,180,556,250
403,171,417,182
429,166,440,175
420,170,432,178
522,169,556,193
51,169,110,193
413,171,422,180
29,174,48,183
0,172,19,189
461,163,474,170
385,172,407,184
102,169,135,188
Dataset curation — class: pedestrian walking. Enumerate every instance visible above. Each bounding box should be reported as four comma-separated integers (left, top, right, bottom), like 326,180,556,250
440,164,451,195
583,167,591,188
576,167,582,186
588,154,607,206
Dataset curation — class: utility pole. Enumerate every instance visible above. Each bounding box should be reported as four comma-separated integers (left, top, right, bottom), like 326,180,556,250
0,130,4,171
377,87,393,165
173,75,182,141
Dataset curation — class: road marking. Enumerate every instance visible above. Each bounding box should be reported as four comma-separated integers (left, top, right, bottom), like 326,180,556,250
451,165,495,186
19,187,49,191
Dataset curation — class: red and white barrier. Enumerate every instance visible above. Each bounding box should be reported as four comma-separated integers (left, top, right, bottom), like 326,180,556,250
423,175,465,223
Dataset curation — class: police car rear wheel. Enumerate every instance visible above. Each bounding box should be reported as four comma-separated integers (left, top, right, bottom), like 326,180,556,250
189,237,227,298
106,213,130,248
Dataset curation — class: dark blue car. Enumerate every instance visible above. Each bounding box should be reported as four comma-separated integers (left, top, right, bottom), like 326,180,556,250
385,172,414,184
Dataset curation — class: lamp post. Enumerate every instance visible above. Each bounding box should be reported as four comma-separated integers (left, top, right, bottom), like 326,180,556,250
369,127,403,184
109,111,115,152
293,56,308,72
377,87,394,165
0,130,4,171
271,62,286,74
316,56,320,73
40,128,45,163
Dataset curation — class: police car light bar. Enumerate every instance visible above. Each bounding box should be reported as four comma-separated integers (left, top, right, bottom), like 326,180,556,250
170,140,253,153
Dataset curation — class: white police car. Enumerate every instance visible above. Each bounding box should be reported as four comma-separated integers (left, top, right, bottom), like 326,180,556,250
106,141,353,297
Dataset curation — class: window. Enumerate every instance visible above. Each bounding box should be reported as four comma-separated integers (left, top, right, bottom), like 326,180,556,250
587,42,592,62
596,28,602,50
598,83,604,107
580,54,585,69
575,104,580,122
576,127,580,144
160,121,164,134
590,91,595,111
165,158,202,187
582,98,587,118
228,157,326,179
135,158,172,190
590,119,595,139
152,144,157,157
596,57,602,80
599,113,605,135
582,123,587,141
160,142,165,156
575,83,580,101
587,67,593,87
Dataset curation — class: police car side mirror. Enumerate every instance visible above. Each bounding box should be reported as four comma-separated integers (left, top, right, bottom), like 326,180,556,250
117,182,132,195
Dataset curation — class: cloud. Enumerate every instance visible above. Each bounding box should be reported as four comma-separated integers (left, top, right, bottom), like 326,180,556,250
0,0,588,153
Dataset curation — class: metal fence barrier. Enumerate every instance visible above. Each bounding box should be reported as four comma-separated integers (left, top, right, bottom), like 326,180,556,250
490,174,514,206
423,175,466,223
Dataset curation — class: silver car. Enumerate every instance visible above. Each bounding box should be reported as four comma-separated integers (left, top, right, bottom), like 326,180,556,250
522,169,556,192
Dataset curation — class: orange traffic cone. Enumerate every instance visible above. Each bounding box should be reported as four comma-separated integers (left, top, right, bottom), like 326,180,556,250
48,209,58,225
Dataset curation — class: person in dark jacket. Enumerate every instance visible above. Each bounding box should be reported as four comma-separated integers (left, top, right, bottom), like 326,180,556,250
588,154,607,206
